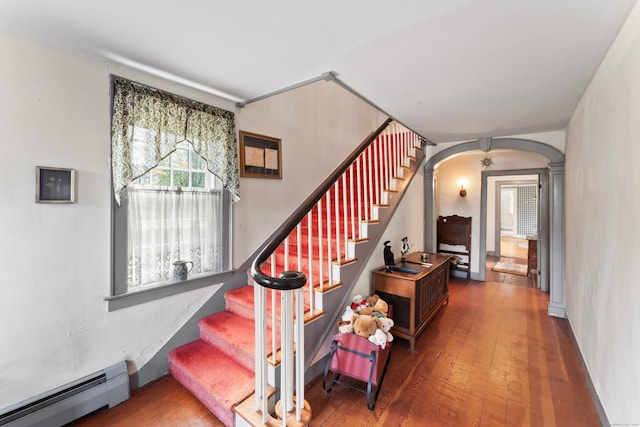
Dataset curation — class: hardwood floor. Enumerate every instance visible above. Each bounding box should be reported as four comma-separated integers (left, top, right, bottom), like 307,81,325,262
70,267,600,427
500,236,529,263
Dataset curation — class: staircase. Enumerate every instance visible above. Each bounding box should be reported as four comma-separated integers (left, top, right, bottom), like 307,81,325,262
169,120,424,426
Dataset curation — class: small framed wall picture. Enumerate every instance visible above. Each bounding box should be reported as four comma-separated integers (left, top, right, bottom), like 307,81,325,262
36,166,76,203
239,131,282,179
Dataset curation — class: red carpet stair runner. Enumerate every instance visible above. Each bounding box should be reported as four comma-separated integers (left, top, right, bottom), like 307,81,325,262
169,286,270,427
169,123,421,426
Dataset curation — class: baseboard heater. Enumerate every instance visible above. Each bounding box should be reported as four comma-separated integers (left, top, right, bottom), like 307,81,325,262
0,361,129,427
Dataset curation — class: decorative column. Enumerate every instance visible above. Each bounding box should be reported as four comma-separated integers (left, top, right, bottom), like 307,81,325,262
548,163,566,318
423,167,436,253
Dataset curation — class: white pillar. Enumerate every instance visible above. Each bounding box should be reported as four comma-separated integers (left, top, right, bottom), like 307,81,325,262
548,163,566,318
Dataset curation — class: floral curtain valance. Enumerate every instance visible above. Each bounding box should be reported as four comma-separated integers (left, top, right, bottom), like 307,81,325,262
111,76,240,204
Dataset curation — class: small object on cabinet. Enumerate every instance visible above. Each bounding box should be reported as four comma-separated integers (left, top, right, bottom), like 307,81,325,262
400,236,411,263
383,240,395,272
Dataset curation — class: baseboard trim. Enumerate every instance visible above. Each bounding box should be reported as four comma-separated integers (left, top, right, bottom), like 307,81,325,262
548,302,566,318
566,319,609,427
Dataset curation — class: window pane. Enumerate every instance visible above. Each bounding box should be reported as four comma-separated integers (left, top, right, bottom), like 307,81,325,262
152,169,171,186
136,172,151,185
173,171,188,187
191,151,206,170
158,156,171,168
173,148,189,169
191,172,205,188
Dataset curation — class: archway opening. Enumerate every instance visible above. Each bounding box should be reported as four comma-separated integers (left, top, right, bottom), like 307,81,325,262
423,137,566,318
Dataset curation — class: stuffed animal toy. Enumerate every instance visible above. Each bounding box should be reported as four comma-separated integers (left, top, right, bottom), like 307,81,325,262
351,313,382,339
372,298,389,317
359,295,389,318
350,294,368,312
337,320,353,334
379,317,394,343
365,294,379,307
368,328,389,349
341,305,355,321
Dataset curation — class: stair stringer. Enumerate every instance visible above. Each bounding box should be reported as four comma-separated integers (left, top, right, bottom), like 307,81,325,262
302,148,425,380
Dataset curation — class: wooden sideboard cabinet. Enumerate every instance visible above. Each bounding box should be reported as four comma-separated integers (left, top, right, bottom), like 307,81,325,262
372,252,450,351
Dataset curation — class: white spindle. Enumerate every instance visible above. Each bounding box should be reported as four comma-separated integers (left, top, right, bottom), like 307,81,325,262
367,146,374,219
373,137,379,205
393,133,398,178
280,290,294,425
326,194,333,285
296,224,302,275
295,287,304,421
254,284,268,423
349,165,356,240
271,256,277,364
334,183,340,264
388,132,393,185
341,174,348,255
307,212,314,314
284,236,289,271
356,156,363,226
382,136,387,193
317,201,324,291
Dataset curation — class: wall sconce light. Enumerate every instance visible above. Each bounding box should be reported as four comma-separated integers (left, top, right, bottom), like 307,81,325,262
459,184,467,197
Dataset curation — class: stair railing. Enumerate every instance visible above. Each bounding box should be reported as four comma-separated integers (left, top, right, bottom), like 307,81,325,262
250,118,421,424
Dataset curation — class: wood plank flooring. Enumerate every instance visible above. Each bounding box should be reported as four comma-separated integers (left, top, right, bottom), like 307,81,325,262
70,262,599,427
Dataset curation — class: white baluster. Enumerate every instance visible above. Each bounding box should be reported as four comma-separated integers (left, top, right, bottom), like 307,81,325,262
334,183,340,264
307,212,314,314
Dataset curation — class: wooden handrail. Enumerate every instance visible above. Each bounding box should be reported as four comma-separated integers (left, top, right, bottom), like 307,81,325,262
250,117,393,290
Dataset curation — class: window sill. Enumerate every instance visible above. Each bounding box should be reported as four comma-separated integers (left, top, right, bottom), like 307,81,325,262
105,269,235,311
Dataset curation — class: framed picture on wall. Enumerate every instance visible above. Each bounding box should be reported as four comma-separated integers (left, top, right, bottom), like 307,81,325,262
239,131,282,179
36,166,76,203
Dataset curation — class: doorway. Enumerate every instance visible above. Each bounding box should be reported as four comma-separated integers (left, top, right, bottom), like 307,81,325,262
496,181,538,261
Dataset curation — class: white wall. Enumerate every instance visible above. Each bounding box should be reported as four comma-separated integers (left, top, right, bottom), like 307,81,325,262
565,2,640,424
0,29,238,408
234,81,387,262
0,28,388,409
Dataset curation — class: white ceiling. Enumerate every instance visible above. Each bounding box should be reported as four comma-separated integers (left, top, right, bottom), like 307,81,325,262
0,0,636,143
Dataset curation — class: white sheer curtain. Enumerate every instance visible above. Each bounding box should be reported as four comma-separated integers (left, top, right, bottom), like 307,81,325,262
127,187,222,289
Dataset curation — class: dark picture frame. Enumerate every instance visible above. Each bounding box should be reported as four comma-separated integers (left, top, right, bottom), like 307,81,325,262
239,131,282,179
36,166,76,203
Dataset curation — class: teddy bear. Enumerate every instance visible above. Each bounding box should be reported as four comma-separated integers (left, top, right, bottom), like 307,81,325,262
372,298,389,317
351,313,382,339
368,328,389,349
378,317,394,343
341,305,355,321
359,295,389,318
365,294,379,308
350,294,369,312
337,320,353,334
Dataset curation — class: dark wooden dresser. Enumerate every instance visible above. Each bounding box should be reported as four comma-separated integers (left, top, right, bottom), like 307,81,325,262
372,252,450,351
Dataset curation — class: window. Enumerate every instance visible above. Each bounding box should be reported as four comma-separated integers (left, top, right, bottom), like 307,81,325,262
109,76,239,308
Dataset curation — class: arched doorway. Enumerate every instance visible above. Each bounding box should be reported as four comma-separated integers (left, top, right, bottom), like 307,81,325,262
423,137,566,318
